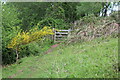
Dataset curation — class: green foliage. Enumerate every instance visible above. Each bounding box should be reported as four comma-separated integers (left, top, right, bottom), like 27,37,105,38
20,42,44,57
62,2,79,22
10,2,72,30
2,26,21,65
12,2,51,30
2,3,22,64
37,17,69,29
19,36,54,58
2,3,21,28
45,2,65,19
40,2,69,29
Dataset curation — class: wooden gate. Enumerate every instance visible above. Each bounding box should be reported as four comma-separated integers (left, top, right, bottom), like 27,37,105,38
53,28,72,43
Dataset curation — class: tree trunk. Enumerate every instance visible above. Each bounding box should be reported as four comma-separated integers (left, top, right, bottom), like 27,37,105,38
102,2,110,17
104,7,107,16
16,47,19,62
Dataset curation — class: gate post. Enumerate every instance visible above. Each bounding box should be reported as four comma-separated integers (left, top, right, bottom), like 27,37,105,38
52,28,56,43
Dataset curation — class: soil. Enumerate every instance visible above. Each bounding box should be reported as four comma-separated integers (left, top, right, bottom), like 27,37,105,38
45,44,59,54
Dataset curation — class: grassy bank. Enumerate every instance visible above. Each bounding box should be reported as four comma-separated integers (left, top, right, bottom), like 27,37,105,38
3,37,118,78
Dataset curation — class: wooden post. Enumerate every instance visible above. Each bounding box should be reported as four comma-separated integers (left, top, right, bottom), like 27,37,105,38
53,28,56,43
52,28,54,41
54,30,56,43
68,29,71,40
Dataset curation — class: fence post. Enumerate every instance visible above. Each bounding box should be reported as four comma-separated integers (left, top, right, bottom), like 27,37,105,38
53,28,56,43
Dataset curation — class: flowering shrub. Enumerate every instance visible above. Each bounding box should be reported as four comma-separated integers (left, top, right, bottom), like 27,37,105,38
7,26,54,62
8,26,54,49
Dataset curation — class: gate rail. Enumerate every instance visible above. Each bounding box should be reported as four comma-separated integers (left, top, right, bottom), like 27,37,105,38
53,28,72,43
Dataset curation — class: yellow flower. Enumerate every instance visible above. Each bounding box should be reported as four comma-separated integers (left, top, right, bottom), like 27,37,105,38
7,26,54,49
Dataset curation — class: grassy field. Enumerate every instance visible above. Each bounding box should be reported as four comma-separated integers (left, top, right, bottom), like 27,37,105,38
2,37,118,78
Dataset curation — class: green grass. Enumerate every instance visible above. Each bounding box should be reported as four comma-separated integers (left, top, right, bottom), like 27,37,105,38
2,37,118,78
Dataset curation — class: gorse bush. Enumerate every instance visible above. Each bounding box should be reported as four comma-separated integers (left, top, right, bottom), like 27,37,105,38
3,26,54,64
8,26,54,49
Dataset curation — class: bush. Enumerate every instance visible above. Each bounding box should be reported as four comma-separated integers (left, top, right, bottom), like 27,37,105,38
110,11,120,24
3,26,53,64
3,26,54,65
81,14,99,24
19,42,43,58
19,37,54,58
7,26,53,49
2,26,21,65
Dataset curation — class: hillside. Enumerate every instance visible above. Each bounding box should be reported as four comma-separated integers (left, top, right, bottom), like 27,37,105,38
3,37,118,78
2,2,120,79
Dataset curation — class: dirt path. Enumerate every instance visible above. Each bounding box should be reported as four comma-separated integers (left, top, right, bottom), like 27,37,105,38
45,44,59,54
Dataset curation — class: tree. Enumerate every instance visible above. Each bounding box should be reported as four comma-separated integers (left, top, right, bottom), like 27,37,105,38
76,2,103,17
45,2,65,19
2,3,21,29
101,2,111,16
12,2,51,30
62,2,79,22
